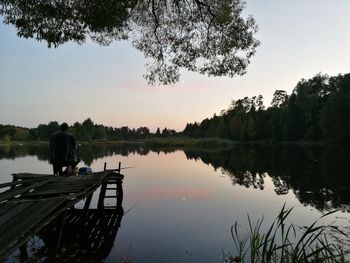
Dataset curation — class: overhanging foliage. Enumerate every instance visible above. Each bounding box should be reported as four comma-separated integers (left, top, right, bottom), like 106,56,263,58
0,0,259,84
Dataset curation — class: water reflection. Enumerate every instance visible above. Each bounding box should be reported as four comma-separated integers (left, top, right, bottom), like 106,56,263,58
0,143,161,166
184,145,350,212
1,143,350,213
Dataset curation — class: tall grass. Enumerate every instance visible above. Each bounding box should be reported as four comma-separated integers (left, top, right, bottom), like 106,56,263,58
225,205,348,263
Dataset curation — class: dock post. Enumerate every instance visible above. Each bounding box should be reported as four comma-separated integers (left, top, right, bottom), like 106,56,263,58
98,183,107,209
83,194,93,210
49,210,67,262
116,178,123,210
11,174,18,189
19,243,28,261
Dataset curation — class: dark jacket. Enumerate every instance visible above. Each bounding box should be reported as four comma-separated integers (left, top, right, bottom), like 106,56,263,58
49,131,77,164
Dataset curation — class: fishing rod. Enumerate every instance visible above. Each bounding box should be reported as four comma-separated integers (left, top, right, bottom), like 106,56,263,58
120,166,137,170
124,203,138,216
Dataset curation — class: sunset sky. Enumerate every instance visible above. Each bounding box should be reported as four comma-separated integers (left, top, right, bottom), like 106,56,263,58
1,0,350,132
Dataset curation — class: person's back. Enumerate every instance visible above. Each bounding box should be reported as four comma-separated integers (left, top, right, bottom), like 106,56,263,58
50,123,77,176
50,130,76,164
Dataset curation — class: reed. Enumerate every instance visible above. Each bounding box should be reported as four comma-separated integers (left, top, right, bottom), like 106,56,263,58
225,205,348,263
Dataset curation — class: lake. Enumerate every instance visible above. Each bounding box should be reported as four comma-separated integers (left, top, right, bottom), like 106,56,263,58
1,143,350,262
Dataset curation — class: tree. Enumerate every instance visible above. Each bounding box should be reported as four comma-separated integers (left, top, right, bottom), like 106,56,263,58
321,91,350,143
0,0,259,85
271,90,288,108
120,126,130,140
293,75,327,140
136,127,150,139
281,93,305,141
35,121,59,140
254,95,265,111
81,118,95,141
95,124,107,140
161,127,169,137
321,74,350,144
47,121,60,137
155,127,161,136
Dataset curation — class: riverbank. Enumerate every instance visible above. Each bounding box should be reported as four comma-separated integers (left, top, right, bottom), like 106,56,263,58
0,140,144,146
0,137,327,149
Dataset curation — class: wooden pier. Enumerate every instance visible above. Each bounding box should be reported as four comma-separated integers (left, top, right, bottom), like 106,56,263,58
0,163,124,262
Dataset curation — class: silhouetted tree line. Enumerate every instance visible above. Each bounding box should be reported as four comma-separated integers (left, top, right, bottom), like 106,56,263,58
183,73,350,144
0,118,178,142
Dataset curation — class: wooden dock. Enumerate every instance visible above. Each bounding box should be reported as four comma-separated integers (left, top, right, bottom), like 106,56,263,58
0,164,124,262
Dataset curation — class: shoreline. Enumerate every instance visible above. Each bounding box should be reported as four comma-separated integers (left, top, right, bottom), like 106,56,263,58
0,137,327,148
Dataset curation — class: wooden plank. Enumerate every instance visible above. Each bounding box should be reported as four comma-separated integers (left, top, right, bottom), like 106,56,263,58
12,173,53,180
0,181,28,189
0,203,17,216
0,178,56,202
0,202,33,227
44,179,97,185
37,186,89,191
69,184,105,201
0,178,55,190
108,174,124,179
0,197,66,255
24,175,108,197
0,171,111,259
42,181,99,188
33,185,91,191
23,189,87,197
0,184,33,202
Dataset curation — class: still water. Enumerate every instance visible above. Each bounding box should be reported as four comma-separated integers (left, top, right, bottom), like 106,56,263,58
1,143,350,262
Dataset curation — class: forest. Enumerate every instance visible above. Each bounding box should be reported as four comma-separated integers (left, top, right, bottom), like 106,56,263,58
1,73,349,144
183,73,350,144
0,119,177,142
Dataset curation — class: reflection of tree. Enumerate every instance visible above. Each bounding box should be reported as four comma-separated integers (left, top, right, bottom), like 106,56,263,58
222,169,265,190
184,145,350,212
0,144,50,160
272,176,289,195
0,143,178,166
77,143,156,165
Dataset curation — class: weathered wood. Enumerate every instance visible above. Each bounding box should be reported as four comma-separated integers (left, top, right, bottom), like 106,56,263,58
0,197,66,255
0,202,17,215
83,194,93,210
12,173,53,180
104,168,123,173
24,188,89,197
0,178,52,190
24,206,125,262
0,181,27,189
0,178,56,202
108,174,124,179
0,171,115,260
0,202,33,227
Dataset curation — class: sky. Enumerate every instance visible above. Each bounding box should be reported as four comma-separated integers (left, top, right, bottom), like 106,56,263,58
1,0,350,132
